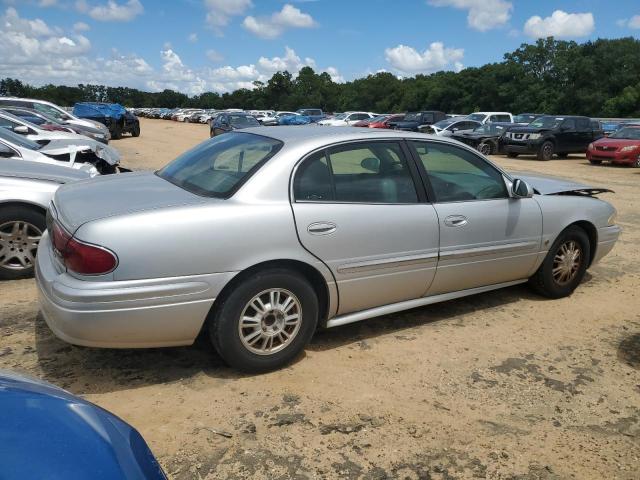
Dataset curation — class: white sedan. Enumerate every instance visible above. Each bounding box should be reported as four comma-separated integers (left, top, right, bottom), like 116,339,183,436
427,118,481,137
318,112,376,126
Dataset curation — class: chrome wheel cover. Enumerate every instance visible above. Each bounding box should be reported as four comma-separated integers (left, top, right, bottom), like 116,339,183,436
238,288,302,355
479,142,491,155
0,221,42,271
552,240,582,286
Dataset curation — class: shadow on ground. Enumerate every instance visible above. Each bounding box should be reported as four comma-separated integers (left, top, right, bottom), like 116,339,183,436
34,284,547,395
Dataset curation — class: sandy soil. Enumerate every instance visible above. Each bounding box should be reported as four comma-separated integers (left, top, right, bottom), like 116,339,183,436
1,118,639,479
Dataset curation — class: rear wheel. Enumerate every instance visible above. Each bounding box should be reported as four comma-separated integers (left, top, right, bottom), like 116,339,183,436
633,157,640,168
507,152,519,158
537,141,554,161
208,269,318,372
131,122,141,137
0,207,45,280
529,226,590,299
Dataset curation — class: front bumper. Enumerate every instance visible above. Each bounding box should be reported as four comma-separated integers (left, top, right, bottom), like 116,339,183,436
504,140,543,154
587,150,639,165
35,232,236,348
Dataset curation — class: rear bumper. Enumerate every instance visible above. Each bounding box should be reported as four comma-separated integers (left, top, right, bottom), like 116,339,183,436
35,232,237,348
592,225,622,264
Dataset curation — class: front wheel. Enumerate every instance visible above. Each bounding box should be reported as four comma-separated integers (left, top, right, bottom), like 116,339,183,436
131,122,140,137
0,207,45,280
529,226,590,299
537,141,554,160
478,142,493,156
208,269,318,372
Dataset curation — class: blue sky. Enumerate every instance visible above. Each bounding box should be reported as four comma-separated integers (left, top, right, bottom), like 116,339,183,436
1,0,640,95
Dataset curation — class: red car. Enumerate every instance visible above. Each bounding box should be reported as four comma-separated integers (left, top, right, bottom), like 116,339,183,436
587,124,640,167
368,114,405,129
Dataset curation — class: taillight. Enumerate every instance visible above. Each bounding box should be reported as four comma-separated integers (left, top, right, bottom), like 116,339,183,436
51,220,117,275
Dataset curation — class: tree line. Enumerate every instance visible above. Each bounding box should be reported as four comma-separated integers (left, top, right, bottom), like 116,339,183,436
2,37,640,117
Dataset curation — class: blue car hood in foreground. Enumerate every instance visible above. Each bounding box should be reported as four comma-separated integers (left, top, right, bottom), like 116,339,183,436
0,371,166,480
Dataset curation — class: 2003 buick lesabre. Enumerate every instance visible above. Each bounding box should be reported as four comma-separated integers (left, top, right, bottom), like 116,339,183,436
36,127,621,371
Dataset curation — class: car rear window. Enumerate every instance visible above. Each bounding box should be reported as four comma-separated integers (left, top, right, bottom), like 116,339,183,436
157,132,283,198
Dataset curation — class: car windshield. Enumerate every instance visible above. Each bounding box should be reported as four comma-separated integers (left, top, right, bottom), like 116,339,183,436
467,113,487,122
369,115,388,122
529,117,562,129
609,127,640,140
157,132,283,198
0,126,41,150
433,119,456,129
514,114,539,123
229,115,260,128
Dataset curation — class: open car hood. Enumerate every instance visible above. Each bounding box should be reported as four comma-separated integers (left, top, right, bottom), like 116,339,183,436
40,140,121,165
513,172,613,196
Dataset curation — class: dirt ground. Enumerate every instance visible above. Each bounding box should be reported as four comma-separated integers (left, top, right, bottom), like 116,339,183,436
2,118,639,479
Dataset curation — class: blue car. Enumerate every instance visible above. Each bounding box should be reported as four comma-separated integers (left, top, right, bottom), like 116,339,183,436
73,102,140,139
0,371,166,480
277,114,313,125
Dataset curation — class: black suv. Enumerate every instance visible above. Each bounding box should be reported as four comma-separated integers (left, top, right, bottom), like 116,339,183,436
503,116,604,160
388,111,447,132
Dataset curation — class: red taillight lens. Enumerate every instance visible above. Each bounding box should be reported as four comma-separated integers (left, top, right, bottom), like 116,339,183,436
51,220,117,275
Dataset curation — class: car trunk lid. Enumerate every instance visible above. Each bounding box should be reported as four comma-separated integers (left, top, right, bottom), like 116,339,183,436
52,171,209,232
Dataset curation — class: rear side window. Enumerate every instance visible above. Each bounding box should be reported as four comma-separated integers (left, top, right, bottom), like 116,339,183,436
294,142,418,204
158,132,283,198
494,115,511,122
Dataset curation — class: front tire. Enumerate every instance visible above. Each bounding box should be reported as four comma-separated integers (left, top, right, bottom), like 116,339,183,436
131,122,141,137
0,207,45,280
478,142,493,156
537,141,554,160
208,269,318,372
529,226,590,299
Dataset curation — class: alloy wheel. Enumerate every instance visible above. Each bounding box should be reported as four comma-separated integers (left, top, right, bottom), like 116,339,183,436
238,288,302,355
479,142,491,155
0,221,42,271
542,143,554,160
552,240,582,286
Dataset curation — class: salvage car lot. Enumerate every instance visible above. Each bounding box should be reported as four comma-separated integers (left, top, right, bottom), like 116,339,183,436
1,118,639,479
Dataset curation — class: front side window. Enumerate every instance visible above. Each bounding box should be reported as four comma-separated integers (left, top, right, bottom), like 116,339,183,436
411,141,508,203
294,142,418,204
158,132,283,198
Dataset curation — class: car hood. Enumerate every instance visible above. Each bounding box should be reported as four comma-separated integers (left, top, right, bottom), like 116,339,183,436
0,158,92,183
453,131,491,139
594,138,640,148
513,171,613,195
53,171,209,232
41,140,121,165
508,126,550,134
0,370,166,480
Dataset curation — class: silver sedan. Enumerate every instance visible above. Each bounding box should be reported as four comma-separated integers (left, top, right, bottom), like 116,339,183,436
36,127,621,371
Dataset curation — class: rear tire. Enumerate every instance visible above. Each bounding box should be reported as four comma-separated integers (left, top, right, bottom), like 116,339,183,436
507,152,519,158
633,157,640,168
529,226,590,299
537,141,554,161
208,269,318,372
131,122,140,137
0,206,45,280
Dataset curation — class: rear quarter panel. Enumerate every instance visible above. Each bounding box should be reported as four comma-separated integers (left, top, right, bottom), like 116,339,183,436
0,176,57,210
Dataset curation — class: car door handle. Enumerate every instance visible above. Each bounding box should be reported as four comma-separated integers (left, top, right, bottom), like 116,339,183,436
308,222,337,235
444,215,468,227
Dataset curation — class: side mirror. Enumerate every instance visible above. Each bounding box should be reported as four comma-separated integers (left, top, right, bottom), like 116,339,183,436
512,178,534,198
13,125,29,135
361,157,380,172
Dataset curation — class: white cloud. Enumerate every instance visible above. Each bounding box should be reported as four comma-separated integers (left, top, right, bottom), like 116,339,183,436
73,21,90,32
206,49,223,63
204,0,252,34
76,0,144,22
187,32,197,42
325,66,344,83
243,4,316,39
524,10,595,39
428,0,512,31
39,0,58,6
384,42,464,74
618,15,640,29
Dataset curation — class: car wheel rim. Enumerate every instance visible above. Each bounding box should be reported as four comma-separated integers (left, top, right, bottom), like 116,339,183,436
0,221,42,271
552,240,582,286
543,144,553,159
479,143,491,155
238,288,302,355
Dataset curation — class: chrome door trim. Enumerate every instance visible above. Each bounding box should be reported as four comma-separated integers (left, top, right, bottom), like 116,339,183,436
326,279,527,328
337,252,438,274
439,240,539,260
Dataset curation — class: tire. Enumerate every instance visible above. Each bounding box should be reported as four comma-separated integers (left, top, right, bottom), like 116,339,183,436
589,159,602,165
208,269,319,372
0,206,45,280
633,157,640,168
131,122,140,137
537,141,554,160
111,122,122,140
478,142,493,156
507,152,519,158
529,226,590,299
